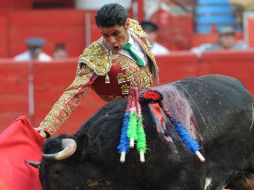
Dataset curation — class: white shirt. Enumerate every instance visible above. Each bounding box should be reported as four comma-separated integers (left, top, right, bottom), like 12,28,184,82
119,33,148,65
14,51,52,62
151,42,170,55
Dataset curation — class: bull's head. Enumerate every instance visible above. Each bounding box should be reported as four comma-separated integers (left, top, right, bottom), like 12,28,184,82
39,131,146,190
39,135,111,190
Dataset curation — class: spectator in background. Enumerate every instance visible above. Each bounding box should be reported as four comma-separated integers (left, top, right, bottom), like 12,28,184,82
191,27,248,56
140,21,170,55
14,37,52,62
53,43,67,60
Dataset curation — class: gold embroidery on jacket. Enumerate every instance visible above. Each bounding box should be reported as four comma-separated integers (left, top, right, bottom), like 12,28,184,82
117,73,125,84
116,55,153,95
128,18,148,38
38,65,95,135
121,84,130,95
125,70,133,81
78,42,111,76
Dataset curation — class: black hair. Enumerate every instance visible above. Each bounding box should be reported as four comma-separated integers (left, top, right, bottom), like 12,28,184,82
140,21,158,32
95,3,128,27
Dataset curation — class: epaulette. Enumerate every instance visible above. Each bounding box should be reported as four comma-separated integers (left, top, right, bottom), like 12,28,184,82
128,18,148,38
78,42,111,76
128,19,159,82
128,18,152,49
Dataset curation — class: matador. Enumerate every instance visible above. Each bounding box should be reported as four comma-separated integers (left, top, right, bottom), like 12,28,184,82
37,3,159,137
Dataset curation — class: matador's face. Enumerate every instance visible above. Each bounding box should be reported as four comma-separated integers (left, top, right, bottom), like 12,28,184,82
99,21,129,52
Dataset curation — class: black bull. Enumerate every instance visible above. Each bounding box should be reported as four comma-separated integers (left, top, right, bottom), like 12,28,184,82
39,75,254,190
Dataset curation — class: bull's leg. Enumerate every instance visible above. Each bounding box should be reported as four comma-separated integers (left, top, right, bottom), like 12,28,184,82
204,133,254,190
204,173,232,190
204,180,227,190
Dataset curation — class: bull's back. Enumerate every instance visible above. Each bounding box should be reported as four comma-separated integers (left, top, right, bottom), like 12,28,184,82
154,74,253,140
153,74,254,188
174,74,253,139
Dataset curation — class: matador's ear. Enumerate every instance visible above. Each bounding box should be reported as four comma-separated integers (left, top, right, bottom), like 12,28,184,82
125,18,130,30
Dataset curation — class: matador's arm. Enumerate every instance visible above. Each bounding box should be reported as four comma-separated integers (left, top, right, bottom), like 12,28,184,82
37,65,97,136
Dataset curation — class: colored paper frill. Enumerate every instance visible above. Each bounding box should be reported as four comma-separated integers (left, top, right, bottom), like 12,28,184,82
118,112,130,153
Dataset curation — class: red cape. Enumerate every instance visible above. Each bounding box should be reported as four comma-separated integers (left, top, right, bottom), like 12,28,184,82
0,115,44,190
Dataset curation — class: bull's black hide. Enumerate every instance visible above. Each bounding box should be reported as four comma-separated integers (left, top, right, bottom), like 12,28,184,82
40,75,254,190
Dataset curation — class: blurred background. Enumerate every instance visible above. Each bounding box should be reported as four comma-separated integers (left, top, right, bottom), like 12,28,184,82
0,0,254,134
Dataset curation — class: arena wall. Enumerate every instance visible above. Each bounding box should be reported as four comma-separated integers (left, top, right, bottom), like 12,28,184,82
0,51,253,134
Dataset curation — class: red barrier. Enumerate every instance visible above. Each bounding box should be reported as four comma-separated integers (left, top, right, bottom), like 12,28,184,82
0,51,254,134
0,62,29,130
192,32,243,47
9,10,87,57
155,52,199,84
200,51,254,95
0,13,8,57
0,0,32,11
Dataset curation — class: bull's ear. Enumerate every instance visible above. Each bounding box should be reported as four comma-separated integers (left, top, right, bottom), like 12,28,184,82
25,160,40,169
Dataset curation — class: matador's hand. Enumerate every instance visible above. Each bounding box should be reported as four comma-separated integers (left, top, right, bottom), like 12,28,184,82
34,128,48,138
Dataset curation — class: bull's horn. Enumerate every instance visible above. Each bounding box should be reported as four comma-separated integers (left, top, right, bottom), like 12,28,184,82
25,160,40,169
42,138,77,160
